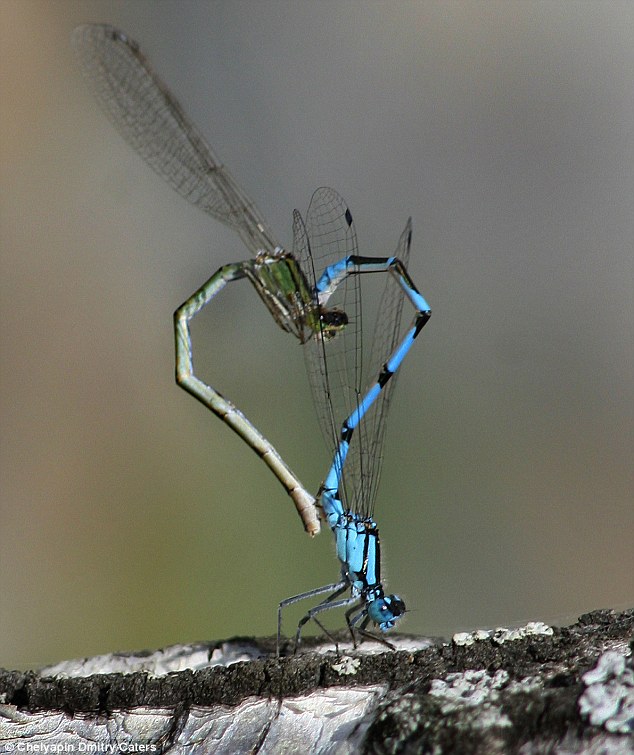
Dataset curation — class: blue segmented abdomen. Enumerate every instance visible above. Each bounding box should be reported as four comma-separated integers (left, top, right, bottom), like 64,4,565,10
385,325,418,374
347,384,382,430
314,257,351,295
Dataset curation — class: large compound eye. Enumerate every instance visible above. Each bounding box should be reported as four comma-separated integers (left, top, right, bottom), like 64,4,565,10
386,595,406,619
367,594,407,630
320,309,348,338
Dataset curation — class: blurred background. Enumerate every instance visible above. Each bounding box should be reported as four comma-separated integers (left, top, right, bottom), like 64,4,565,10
1,1,632,670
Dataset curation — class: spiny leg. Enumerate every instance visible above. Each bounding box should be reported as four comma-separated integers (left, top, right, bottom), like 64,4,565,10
277,579,347,656
174,261,319,536
308,615,343,656
294,592,361,653
345,607,396,650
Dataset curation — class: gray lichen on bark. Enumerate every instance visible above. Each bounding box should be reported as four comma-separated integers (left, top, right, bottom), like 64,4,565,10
1,608,632,753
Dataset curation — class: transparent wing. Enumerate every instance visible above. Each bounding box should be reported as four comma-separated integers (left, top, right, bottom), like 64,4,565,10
347,218,413,514
293,189,362,475
295,189,414,516
72,24,279,256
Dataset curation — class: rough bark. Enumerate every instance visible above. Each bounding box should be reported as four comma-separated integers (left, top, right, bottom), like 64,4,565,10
1,608,632,753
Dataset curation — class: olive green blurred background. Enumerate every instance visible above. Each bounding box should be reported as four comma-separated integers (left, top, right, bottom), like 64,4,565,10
1,1,632,670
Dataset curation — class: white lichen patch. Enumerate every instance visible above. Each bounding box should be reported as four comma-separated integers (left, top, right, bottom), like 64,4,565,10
452,621,553,647
332,656,361,676
429,669,512,729
578,651,634,734
430,669,509,711
452,630,490,647
428,668,544,734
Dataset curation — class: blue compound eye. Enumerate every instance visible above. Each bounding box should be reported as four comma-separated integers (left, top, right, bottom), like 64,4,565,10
368,594,406,629
387,595,406,618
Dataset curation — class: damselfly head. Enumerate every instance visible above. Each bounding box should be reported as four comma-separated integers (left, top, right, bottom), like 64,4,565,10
367,594,406,631
319,308,348,340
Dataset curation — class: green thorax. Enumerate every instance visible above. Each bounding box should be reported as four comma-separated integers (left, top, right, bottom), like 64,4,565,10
245,251,344,343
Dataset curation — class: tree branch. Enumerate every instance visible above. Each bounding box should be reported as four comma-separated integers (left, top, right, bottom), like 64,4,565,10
1,608,632,753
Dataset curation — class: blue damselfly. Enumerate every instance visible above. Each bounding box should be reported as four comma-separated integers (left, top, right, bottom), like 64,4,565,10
278,188,431,652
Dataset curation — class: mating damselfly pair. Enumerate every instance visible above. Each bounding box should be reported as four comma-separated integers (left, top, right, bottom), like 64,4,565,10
73,24,431,652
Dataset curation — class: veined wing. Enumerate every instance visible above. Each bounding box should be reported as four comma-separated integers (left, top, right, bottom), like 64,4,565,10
294,188,414,516
292,188,366,515
293,188,360,465
72,24,279,256
351,217,413,514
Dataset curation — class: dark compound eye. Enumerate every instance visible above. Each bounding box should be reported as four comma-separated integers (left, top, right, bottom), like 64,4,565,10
319,309,348,340
321,309,348,329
